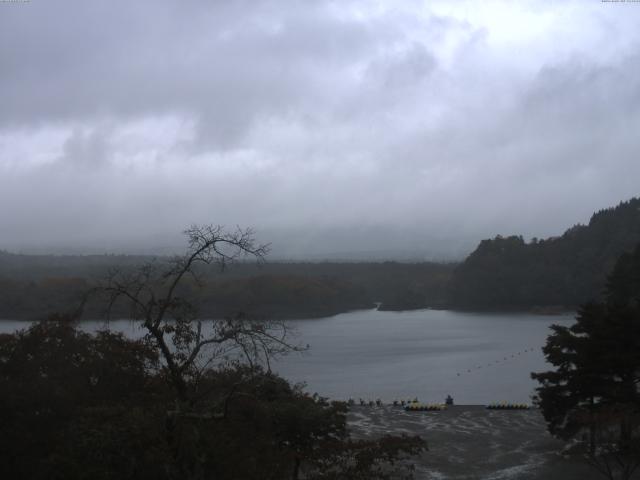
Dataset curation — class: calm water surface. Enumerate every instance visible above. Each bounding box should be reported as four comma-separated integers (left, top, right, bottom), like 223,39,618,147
1,309,573,404
275,309,573,404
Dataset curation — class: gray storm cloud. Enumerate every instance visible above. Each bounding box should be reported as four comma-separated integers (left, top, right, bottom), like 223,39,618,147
1,0,639,258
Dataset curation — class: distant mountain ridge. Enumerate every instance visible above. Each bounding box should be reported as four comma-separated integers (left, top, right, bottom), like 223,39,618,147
450,197,640,310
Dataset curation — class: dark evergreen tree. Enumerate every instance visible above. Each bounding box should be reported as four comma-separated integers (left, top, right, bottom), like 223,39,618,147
532,244,640,480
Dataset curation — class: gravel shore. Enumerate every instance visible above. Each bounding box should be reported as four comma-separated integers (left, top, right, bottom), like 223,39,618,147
347,405,602,479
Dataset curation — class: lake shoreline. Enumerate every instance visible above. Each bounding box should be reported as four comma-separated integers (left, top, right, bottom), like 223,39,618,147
0,304,577,322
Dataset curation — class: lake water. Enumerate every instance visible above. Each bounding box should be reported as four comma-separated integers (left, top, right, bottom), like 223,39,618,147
0,309,574,405
275,309,574,404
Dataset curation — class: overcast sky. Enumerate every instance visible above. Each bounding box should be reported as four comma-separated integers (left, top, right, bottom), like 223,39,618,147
1,0,640,259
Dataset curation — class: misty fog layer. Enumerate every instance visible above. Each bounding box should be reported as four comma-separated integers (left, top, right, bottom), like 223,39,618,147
1,1,640,258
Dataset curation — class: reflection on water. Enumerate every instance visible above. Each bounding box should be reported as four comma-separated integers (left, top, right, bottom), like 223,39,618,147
0,309,574,404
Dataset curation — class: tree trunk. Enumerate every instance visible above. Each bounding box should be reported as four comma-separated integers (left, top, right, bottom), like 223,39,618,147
292,456,301,480
590,397,596,456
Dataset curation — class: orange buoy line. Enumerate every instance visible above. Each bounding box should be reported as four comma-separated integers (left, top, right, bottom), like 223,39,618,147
344,399,533,409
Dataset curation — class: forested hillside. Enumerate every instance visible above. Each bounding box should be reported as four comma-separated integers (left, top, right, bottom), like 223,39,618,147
5,197,638,318
450,197,640,309
0,254,453,320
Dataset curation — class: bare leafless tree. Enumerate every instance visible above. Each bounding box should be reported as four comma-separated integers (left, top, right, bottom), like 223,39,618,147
101,225,303,402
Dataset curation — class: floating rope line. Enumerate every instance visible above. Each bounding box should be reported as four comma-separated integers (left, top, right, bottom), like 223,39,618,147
455,347,538,377
486,402,530,410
